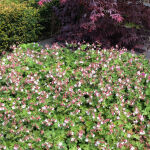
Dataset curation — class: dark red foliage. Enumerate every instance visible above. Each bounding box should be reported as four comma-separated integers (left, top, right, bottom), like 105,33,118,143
39,0,150,50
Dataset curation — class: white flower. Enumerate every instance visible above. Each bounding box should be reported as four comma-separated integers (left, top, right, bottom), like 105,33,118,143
12,106,15,109
42,106,46,110
104,64,107,68
71,138,75,141
117,116,120,119
26,67,29,70
0,107,4,111
22,105,26,109
134,108,139,115
130,146,135,150
92,134,95,137
95,141,100,146
97,124,100,128
85,138,88,142
116,66,120,69
45,119,48,123
127,134,131,138
133,120,138,124
124,112,127,115
79,116,82,120
118,78,122,82
80,61,84,64
14,146,19,150
115,107,118,111
63,123,66,126
78,81,82,87
58,142,62,146
64,119,69,123
91,70,95,74
137,71,140,75
140,131,145,135
116,142,119,148
99,99,103,103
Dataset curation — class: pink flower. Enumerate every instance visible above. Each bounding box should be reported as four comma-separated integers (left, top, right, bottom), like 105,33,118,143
139,129,145,135
38,1,43,6
138,114,144,121
141,72,146,78
38,0,52,6
60,0,67,4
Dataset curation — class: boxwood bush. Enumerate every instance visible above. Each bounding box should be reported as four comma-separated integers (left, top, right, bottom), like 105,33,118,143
0,42,149,149
0,0,44,53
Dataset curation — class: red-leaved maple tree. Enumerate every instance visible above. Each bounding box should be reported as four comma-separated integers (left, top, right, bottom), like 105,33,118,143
38,0,150,50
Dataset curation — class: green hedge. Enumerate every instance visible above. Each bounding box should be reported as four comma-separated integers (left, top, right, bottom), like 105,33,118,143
0,1,44,53
16,0,61,38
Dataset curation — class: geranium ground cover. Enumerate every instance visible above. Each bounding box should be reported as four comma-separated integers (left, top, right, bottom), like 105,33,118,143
0,42,150,150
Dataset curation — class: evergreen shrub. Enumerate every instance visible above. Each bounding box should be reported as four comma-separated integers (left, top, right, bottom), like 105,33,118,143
0,1,43,53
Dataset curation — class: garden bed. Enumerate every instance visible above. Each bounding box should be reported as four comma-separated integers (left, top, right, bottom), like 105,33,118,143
0,42,149,149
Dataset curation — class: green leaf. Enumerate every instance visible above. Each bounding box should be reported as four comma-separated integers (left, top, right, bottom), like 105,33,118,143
81,44,87,50
124,22,141,29
145,89,150,96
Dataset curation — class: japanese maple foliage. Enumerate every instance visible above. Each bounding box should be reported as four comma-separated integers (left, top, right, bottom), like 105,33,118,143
38,0,150,50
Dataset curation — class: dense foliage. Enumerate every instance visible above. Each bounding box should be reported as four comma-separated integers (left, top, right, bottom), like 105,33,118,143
17,0,61,36
0,0,43,53
38,0,150,50
37,0,61,38
0,42,150,149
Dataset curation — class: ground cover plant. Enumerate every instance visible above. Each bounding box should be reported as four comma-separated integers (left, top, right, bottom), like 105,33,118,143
0,42,150,150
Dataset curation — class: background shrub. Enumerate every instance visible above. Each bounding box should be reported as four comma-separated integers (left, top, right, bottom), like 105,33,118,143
0,0,44,53
17,0,62,39
37,0,61,39
39,0,150,50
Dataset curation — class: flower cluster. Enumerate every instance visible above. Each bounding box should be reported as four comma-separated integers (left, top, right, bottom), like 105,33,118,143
0,42,149,149
38,0,52,6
